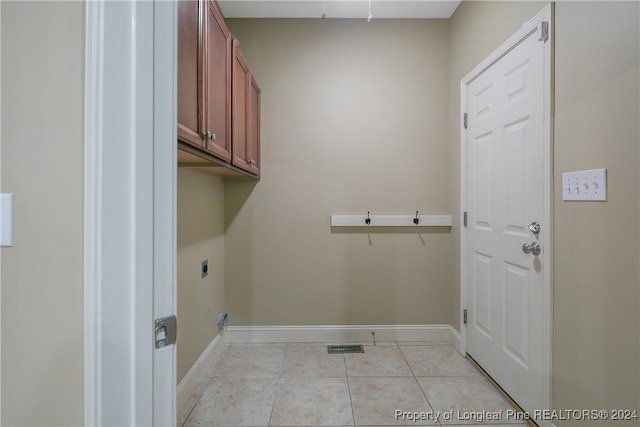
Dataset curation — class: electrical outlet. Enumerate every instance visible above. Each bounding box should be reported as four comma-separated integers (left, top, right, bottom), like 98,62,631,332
562,168,607,201
201,260,208,278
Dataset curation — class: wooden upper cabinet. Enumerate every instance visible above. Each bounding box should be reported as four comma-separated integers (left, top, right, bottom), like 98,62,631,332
177,0,231,161
177,0,202,148
248,75,261,176
177,0,260,178
232,44,260,176
231,45,249,171
203,0,232,161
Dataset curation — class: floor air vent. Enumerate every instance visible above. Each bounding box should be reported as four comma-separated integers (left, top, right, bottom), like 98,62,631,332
327,344,364,354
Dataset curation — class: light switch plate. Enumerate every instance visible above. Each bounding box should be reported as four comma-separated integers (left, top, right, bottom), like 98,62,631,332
562,168,607,201
0,194,14,247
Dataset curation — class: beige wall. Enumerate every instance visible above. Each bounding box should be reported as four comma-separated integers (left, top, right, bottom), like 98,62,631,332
224,18,453,326
0,1,633,422
1,1,85,425
449,1,639,423
553,2,639,423
177,169,226,383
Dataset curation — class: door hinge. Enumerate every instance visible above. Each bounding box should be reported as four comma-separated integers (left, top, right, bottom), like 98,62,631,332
463,309,468,325
463,211,468,227
463,113,468,129
538,21,549,42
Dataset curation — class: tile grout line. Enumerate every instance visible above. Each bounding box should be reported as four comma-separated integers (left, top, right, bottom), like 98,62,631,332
343,353,357,427
179,343,233,427
397,343,442,427
465,354,532,427
211,342,233,378
267,342,290,427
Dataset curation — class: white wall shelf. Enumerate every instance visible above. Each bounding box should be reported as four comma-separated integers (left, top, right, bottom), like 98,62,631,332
330,214,452,227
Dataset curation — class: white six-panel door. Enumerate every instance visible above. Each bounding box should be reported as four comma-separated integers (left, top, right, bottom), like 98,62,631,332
463,8,552,418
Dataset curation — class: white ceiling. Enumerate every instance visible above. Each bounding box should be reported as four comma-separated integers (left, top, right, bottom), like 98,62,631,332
218,0,461,19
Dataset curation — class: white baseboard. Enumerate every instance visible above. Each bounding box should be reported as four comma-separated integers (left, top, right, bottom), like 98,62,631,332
448,326,462,354
224,324,462,351
177,333,226,412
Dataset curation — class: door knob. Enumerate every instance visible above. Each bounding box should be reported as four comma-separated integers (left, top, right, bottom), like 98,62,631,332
522,241,541,256
529,221,541,234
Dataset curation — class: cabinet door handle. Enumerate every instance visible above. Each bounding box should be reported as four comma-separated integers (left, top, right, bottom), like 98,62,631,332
249,159,256,165
204,131,216,141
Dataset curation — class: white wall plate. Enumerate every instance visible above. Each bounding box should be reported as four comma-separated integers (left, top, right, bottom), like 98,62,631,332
562,169,607,201
1,193,14,246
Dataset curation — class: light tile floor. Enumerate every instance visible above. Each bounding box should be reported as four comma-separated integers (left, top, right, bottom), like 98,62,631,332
178,342,526,427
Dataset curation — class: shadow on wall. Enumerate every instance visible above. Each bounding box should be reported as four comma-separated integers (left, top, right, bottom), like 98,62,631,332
224,180,259,232
330,226,452,235
178,171,231,247
331,226,452,246
224,179,259,325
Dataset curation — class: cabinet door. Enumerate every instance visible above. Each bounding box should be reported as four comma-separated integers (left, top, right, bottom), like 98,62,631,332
232,45,258,175
177,0,203,148
203,0,232,160
247,75,261,176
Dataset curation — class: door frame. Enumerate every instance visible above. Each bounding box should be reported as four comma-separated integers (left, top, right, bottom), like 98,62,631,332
459,4,553,422
84,1,177,425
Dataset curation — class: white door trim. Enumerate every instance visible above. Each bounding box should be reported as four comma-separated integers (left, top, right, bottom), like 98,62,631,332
459,4,553,423
152,1,179,425
84,1,177,425
0,2,3,415
84,3,98,422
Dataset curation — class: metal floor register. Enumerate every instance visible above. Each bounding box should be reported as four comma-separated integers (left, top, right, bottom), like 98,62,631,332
327,344,364,354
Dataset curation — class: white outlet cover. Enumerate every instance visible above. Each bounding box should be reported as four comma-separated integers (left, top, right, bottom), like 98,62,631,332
1,193,14,247
562,169,607,201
